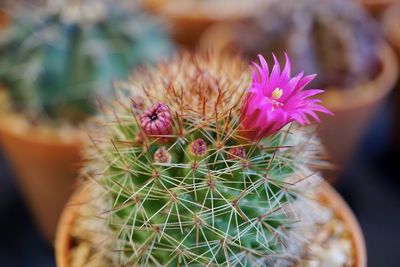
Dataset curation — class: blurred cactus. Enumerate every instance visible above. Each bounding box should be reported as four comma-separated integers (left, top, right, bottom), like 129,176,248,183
84,52,333,266
230,0,381,89
0,0,172,123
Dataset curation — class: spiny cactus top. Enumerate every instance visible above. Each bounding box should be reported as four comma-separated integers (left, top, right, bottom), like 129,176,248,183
229,0,380,89
85,52,331,266
0,0,172,124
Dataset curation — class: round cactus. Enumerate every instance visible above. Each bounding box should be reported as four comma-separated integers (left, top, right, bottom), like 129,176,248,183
83,52,333,266
0,0,172,123
228,0,381,89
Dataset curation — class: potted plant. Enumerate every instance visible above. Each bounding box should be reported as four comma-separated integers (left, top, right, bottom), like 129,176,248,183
0,0,173,242
55,52,366,266
200,0,398,181
140,0,268,47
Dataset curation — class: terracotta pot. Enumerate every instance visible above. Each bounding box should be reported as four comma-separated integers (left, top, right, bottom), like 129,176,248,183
55,182,367,267
55,188,89,267
317,183,367,267
200,26,399,181
382,4,400,153
318,42,398,180
383,4,400,53
0,112,85,243
359,0,400,18
0,10,9,30
141,0,266,47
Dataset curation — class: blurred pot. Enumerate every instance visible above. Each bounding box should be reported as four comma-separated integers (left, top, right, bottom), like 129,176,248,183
359,0,400,17
383,4,400,53
55,182,366,267
382,4,400,153
316,183,367,267
0,110,85,243
318,42,398,180
55,187,89,267
200,25,398,181
0,10,9,29
141,0,267,47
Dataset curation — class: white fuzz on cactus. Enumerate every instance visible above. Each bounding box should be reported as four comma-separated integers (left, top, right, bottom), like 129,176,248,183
82,52,332,266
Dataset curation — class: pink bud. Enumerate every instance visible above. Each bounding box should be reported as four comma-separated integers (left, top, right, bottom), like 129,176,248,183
190,138,207,156
140,102,173,137
154,147,172,164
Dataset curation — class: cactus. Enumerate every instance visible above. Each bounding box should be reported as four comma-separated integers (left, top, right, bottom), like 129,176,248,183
83,52,333,266
0,0,172,124
228,0,380,89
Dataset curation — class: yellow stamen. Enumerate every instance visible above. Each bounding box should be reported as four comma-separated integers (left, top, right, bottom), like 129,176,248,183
272,88,283,100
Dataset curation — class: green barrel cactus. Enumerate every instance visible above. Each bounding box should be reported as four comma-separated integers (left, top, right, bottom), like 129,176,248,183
0,0,172,124
81,51,335,266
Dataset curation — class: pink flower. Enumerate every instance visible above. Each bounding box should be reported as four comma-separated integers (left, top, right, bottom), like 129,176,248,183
140,102,173,137
240,54,332,141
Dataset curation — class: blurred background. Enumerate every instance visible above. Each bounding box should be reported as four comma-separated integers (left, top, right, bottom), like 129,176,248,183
0,0,399,266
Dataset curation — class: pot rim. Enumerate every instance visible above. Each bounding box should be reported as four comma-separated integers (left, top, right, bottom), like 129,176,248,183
0,113,86,146
320,42,398,111
318,182,367,267
142,0,266,22
55,182,367,267
360,0,398,5
0,106,86,147
383,4,400,52
55,188,90,267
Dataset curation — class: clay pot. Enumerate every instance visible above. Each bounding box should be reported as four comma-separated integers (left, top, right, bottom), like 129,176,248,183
0,10,9,30
55,182,367,267
200,26,399,181
0,112,85,243
359,0,400,18
318,42,398,180
383,4,400,53
316,183,367,267
141,0,266,47
382,4,400,153
55,188,89,267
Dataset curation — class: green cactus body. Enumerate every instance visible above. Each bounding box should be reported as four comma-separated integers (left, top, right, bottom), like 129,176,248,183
0,0,172,123
84,53,328,266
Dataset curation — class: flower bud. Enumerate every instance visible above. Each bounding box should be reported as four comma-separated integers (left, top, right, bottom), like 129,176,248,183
140,102,173,137
154,147,172,164
190,138,207,156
